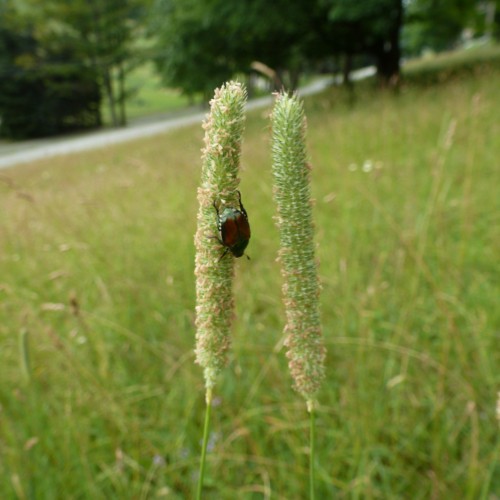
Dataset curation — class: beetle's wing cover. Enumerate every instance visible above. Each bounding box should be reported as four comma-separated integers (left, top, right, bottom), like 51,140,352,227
221,218,239,247
237,215,251,240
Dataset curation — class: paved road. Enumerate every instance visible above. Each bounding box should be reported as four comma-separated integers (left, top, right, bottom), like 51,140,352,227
0,67,375,171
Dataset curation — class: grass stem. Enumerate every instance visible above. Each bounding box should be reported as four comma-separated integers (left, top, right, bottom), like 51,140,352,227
196,387,213,500
19,328,32,384
308,400,316,500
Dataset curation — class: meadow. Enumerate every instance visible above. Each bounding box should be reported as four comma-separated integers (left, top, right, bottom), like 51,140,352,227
1,52,499,498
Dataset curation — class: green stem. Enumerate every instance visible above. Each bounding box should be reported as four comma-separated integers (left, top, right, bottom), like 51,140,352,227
309,400,316,500
196,388,213,500
19,328,32,384
479,439,499,499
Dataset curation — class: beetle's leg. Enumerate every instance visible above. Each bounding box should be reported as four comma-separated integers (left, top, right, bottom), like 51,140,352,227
209,200,222,245
217,247,230,262
212,199,220,217
236,190,248,217
212,199,222,230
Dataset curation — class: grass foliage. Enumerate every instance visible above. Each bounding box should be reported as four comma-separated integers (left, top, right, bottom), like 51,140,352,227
1,54,499,498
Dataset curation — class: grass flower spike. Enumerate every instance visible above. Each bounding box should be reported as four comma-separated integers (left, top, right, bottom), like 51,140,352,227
271,92,326,406
194,81,247,392
194,81,247,499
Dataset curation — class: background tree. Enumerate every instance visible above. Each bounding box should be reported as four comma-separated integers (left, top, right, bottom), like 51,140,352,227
403,0,482,55
152,0,314,98
152,0,407,94
0,0,151,137
38,0,151,127
1,0,494,138
0,4,101,139
480,0,499,39
320,0,404,85
151,0,236,100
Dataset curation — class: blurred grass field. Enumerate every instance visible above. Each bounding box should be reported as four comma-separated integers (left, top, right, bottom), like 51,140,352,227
1,50,499,498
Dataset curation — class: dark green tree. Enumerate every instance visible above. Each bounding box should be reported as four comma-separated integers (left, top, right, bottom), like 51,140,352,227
152,0,314,97
319,0,403,85
31,0,151,126
152,0,408,93
151,0,236,99
403,0,481,55
0,6,101,139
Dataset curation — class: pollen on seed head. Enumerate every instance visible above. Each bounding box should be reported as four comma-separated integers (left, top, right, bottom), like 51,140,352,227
271,92,326,402
194,81,247,390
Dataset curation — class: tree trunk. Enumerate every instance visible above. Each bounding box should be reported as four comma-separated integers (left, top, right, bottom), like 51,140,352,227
375,0,403,87
342,53,353,87
103,68,118,127
117,63,127,126
376,41,400,87
289,68,301,91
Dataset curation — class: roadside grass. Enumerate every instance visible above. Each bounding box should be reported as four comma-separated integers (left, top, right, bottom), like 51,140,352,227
403,42,500,84
1,56,499,498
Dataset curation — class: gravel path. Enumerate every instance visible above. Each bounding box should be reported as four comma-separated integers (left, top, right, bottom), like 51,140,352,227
0,68,374,171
